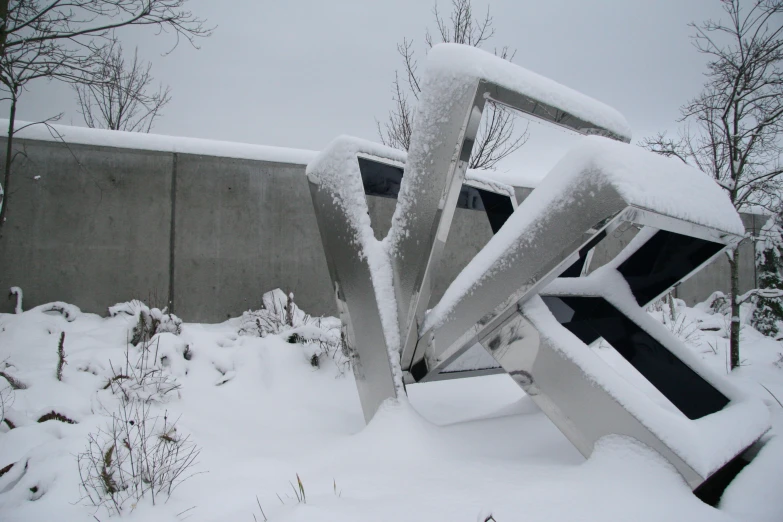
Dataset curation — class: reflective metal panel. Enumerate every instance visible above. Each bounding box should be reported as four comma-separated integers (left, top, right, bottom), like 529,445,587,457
308,139,521,420
480,305,705,489
306,48,767,495
483,82,631,142
415,207,746,383
411,179,628,381
391,79,486,374
393,76,635,376
541,295,729,419
308,179,398,423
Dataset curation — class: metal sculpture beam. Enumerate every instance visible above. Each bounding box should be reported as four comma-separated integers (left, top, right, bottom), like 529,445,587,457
307,137,518,420
386,45,633,376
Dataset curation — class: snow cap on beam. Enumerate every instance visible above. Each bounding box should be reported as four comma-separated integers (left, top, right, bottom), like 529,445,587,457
426,43,633,142
550,136,745,237
422,135,743,340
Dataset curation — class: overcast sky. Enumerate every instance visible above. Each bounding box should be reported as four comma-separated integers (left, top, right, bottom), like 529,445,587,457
13,0,729,185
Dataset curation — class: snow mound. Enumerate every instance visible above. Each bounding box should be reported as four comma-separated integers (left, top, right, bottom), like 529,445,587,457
1,295,782,521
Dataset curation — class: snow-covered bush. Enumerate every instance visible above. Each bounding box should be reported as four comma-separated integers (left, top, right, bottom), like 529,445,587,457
77,300,196,514
664,313,703,347
702,291,731,316
647,294,702,346
0,378,12,429
29,301,82,321
238,289,309,337
77,403,200,515
105,339,181,404
287,320,351,372
752,217,783,337
240,289,351,372
108,300,183,345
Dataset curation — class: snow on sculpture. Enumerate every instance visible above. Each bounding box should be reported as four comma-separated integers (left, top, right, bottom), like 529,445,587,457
307,136,518,419
306,43,770,494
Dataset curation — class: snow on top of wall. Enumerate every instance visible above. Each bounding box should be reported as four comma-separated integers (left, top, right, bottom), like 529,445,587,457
0,119,521,196
427,44,633,142
558,136,745,236
0,119,318,166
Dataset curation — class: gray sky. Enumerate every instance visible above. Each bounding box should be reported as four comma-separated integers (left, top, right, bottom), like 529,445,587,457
13,0,728,184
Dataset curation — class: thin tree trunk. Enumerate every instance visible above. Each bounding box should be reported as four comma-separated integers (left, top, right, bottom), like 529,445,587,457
0,96,15,233
730,246,741,369
0,0,10,59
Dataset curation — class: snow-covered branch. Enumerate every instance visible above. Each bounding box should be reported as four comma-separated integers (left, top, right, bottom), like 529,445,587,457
736,287,783,304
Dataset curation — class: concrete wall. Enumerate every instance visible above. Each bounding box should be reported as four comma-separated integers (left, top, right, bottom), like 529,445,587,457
0,135,764,320
170,154,334,320
673,213,768,304
0,136,498,321
0,140,173,315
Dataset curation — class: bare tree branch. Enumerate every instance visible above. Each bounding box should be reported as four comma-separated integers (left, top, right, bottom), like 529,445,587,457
641,0,783,370
0,0,212,231
73,40,171,132
378,0,528,169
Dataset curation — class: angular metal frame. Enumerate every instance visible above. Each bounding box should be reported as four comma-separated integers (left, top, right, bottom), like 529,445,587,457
307,138,519,421
469,227,766,489
410,208,743,383
391,79,632,376
307,140,401,423
307,45,768,492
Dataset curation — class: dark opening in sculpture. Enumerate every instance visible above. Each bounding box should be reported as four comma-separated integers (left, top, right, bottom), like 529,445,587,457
358,157,514,233
618,230,724,306
541,295,730,419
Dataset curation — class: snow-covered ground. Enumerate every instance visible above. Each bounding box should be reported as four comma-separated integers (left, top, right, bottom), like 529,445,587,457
1,293,782,522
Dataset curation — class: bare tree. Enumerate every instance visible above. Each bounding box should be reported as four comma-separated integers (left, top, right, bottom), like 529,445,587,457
0,0,212,232
641,0,783,369
74,41,171,132
377,0,528,170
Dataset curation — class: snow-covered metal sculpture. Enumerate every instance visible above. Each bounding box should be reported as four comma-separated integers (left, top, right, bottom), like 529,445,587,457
307,43,770,493
307,137,518,419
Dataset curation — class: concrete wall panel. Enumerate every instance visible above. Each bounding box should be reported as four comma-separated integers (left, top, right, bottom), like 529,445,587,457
172,155,334,321
0,139,172,315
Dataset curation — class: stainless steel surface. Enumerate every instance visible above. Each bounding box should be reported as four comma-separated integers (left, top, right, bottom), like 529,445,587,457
392,79,486,373
601,212,743,308
413,180,628,381
306,136,522,421
481,305,704,489
307,141,400,424
617,206,744,248
306,49,759,490
394,78,634,374
414,203,746,382
482,82,631,143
